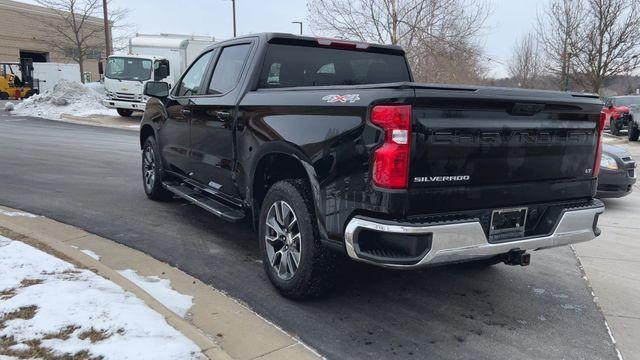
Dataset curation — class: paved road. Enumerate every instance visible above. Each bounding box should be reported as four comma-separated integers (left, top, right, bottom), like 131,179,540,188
0,114,618,360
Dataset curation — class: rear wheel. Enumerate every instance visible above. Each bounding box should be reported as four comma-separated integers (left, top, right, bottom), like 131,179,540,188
259,179,336,299
629,121,640,141
0,92,8,100
117,108,134,117
142,136,173,201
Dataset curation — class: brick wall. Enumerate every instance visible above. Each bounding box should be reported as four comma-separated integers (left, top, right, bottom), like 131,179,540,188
0,0,107,81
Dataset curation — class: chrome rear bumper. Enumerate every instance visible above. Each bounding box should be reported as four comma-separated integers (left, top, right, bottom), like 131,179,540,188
344,203,604,269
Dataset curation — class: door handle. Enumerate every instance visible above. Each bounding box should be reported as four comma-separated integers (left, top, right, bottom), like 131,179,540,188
215,111,232,121
181,108,191,116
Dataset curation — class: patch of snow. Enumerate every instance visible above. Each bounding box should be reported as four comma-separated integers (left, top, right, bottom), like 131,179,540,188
12,80,117,120
0,209,38,218
82,82,106,94
0,235,200,360
80,249,100,261
3,102,14,112
118,269,193,318
533,288,545,295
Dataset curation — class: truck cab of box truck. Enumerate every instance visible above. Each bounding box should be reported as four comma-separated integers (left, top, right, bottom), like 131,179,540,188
102,34,215,117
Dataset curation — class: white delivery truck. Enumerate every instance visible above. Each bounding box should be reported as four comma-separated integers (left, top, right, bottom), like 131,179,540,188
101,33,216,117
32,63,81,93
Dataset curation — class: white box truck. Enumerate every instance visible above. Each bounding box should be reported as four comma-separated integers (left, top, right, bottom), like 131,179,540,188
32,63,81,93
101,33,216,117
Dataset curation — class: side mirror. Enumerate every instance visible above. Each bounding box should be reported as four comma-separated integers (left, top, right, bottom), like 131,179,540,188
154,60,170,81
144,81,170,98
98,61,104,75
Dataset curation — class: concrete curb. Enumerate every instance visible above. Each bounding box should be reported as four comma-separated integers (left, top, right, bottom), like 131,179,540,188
0,204,322,360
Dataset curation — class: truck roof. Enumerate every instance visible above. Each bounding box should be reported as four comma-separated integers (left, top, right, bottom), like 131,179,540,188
130,34,216,50
206,32,405,55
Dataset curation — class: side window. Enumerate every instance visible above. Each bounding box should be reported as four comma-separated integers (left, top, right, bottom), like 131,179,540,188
177,51,213,97
208,44,251,95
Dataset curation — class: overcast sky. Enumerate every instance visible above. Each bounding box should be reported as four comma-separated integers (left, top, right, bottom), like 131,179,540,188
25,0,544,78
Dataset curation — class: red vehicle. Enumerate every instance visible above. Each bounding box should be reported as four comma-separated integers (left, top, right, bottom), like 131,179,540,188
602,96,635,135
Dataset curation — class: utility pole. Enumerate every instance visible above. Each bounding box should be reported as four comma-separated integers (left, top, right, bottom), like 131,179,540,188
102,0,111,56
232,0,237,37
292,21,302,35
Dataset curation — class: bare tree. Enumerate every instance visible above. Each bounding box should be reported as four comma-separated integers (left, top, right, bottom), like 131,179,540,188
536,0,584,90
508,33,543,88
307,0,490,83
30,0,106,81
108,6,135,53
570,0,640,93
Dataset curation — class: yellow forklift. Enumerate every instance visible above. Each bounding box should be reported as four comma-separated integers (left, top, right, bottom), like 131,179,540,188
0,59,38,100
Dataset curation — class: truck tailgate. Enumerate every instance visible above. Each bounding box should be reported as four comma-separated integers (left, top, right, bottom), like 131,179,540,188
408,88,603,214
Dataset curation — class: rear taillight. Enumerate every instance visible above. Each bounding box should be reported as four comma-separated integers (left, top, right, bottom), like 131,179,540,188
371,105,412,189
593,112,606,176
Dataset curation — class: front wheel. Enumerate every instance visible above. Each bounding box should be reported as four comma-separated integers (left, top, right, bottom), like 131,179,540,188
142,136,173,201
259,179,336,299
117,108,134,117
629,122,640,141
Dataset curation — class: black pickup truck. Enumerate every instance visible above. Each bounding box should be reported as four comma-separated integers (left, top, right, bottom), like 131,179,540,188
139,33,605,298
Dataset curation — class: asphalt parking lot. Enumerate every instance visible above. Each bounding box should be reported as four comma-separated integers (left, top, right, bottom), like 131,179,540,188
0,113,625,359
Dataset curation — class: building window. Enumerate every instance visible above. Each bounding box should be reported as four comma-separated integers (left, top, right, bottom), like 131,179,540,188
64,47,102,60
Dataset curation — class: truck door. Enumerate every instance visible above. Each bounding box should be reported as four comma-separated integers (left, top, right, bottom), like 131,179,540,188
189,42,253,199
159,51,213,176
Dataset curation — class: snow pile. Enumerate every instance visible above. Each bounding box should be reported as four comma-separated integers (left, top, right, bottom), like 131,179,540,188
82,81,106,95
12,80,117,120
0,235,200,359
3,102,13,112
118,269,193,318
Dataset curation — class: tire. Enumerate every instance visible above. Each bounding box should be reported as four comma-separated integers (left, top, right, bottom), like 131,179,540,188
117,108,134,117
141,136,173,201
629,122,640,141
259,179,336,299
0,92,8,100
24,90,37,98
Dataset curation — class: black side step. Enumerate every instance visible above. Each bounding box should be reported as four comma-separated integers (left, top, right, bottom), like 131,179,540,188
163,183,245,222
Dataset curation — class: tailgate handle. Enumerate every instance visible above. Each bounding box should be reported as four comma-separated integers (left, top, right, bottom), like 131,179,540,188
509,103,545,116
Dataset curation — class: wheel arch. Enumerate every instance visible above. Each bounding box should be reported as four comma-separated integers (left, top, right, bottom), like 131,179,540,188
249,143,327,240
140,124,155,149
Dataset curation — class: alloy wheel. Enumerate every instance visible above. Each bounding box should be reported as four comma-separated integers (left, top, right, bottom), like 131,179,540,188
143,145,156,191
265,200,301,280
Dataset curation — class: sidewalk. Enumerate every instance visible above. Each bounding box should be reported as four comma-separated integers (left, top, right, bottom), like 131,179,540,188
0,205,321,360
574,183,640,359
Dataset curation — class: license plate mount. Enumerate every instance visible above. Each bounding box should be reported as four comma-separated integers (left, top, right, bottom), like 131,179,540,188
489,207,527,240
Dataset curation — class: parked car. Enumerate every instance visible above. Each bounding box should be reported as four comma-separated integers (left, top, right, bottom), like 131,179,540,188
597,144,636,198
602,96,637,136
139,33,605,298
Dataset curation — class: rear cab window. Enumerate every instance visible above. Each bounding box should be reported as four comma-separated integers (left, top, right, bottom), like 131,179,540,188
258,43,411,88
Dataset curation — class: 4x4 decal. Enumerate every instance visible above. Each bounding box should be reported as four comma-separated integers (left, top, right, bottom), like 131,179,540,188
322,94,360,103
